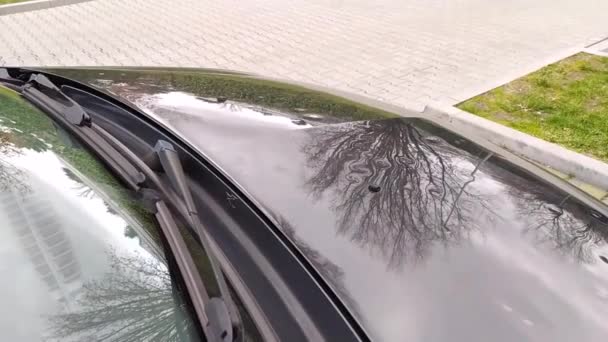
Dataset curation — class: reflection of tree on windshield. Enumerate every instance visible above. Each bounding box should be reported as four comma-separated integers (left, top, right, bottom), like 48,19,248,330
48,251,200,342
0,131,31,194
63,168,96,199
0,158,30,194
304,119,493,267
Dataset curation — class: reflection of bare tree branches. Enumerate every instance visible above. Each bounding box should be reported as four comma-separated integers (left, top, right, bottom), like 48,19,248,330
48,251,199,342
0,158,30,194
0,131,31,194
0,131,16,154
221,102,243,113
501,174,608,263
305,118,608,266
304,119,492,267
62,168,96,199
124,225,138,239
196,96,242,113
273,216,360,316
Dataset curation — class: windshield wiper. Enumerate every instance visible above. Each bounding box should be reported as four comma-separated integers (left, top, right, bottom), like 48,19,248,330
154,197,233,342
21,74,146,190
155,140,243,336
95,126,242,342
5,73,239,342
0,68,25,91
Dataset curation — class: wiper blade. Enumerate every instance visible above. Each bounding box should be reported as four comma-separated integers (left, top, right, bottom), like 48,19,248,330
0,68,25,91
155,140,241,341
20,74,145,189
26,73,92,126
154,198,233,342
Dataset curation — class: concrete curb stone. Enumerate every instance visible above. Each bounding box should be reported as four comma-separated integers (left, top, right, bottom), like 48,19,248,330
423,103,608,190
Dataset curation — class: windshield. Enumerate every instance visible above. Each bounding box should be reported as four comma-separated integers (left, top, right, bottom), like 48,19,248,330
0,85,204,341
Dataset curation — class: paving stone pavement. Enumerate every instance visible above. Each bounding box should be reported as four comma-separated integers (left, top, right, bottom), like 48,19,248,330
1,0,608,110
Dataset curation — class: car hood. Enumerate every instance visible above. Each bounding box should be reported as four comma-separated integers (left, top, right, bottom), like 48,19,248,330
46,68,608,342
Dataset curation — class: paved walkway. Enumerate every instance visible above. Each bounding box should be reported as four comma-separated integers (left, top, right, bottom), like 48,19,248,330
1,0,608,110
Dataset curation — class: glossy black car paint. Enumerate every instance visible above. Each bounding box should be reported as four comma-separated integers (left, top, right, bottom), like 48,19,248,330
30,68,608,342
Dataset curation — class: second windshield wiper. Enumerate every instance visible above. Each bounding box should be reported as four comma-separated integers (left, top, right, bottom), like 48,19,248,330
11,73,239,342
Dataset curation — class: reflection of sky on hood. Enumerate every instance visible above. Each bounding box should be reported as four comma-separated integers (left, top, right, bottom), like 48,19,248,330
0,149,161,341
136,91,312,130
132,91,608,342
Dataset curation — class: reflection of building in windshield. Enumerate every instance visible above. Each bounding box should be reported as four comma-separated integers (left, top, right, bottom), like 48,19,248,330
0,189,82,310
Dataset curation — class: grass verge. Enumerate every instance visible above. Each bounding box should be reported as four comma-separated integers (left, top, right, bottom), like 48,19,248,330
0,0,30,5
458,52,608,162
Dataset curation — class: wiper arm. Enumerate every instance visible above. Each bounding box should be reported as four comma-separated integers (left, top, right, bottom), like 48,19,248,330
0,68,25,91
20,74,145,190
155,140,242,339
5,73,239,342
25,74,92,125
